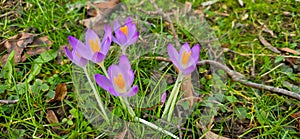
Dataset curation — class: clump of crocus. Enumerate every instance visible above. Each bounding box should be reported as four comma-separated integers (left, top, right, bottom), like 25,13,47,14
162,42,200,121
69,26,112,64
167,43,200,75
94,55,138,97
113,17,139,54
64,39,88,67
64,28,112,122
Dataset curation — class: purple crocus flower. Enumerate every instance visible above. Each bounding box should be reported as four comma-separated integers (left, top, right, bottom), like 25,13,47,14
167,43,200,75
113,17,139,53
64,40,88,67
160,92,167,104
94,55,138,97
70,27,112,64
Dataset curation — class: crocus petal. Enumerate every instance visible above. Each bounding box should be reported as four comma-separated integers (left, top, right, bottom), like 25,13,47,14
72,50,88,67
103,25,112,40
167,44,181,69
64,46,73,60
167,44,179,60
126,31,139,46
101,37,111,55
179,42,191,56
182,64,196,75
85,29,101,53
108,87,120,96
68,36,92,59
107,65,118,82
118,55,134,89
114,20,121,31
78,57,88,67
119,55,131,71
91,52,106,63
112,36,121,46
160,92,167,103
94,74,113,91
124,85,138,97
191,44,200,63
114,29,127,45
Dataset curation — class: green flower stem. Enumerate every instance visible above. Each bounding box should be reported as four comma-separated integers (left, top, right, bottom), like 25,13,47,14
134,117,179,139
83,66,109,122
161,73,183,120
119,96,136,118
98,61,108,77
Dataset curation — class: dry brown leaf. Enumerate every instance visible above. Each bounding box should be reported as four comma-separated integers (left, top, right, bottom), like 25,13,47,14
46,110,59,124
279,47,300,55
47,83,67,103
81,0,120,33
181,74,194,108
1,33,36,66
258,32,281,54
1,33,52,66
291,111,300,131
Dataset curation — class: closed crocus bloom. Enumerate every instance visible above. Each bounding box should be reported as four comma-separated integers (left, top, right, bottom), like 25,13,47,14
72,27,112,64
113,17,139,54
64,38,88,67
94,55,138,97
160,92,167,104
167,43,200,75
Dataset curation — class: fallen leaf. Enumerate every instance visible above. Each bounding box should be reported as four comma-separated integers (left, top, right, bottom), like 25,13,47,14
1,33,52,66
81,0,120,34
279,47,300,55
47,83,67,103
291,111,300,131
46,110,59,124
258,32,281,54
1,33,36,66
181,74,194,108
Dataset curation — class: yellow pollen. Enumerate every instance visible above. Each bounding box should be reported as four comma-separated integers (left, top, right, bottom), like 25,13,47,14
89,39,100,53
114,73,125,90
120,26,128,36
181,50,192,65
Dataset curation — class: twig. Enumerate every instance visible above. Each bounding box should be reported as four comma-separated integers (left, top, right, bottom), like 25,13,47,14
223,48,300,59
197,60,300,100
148,0,180,47
142,56,300,101
0,99,18,104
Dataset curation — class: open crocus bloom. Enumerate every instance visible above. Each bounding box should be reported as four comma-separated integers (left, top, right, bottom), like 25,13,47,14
94,55,138,97
113,17,139,53
167,43,200,75
70,27,112,64
64,45,88,67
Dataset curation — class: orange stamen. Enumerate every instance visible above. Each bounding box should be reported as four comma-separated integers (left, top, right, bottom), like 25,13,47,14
120,26,128,36
114,73,125,90
89,38,100,52
181,50,192,65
